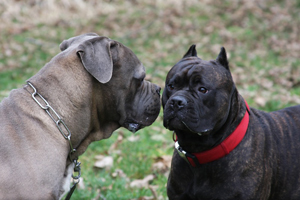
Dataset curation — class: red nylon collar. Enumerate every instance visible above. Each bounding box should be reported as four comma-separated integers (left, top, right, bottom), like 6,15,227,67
175,101,250,166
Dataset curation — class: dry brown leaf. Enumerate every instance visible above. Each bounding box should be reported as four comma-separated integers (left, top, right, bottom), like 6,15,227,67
152,155,172,174
130,174,155,188
77,177,85,190
127,135,140,142
94,155,113,169
108,132,124,154
111,169,129,181
255,96,267,107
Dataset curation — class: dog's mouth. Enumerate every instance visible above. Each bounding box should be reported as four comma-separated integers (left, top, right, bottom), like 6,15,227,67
181,121,212,136
124,123,144,133
164,116,213,136
122,120,146,133
122,110,160,133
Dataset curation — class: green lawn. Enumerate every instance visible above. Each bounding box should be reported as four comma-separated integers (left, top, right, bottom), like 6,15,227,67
0,1,299,199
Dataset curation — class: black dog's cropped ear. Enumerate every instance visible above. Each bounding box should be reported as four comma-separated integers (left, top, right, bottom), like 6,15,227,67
77,37,115,83
183,44,197,58
216,47,229,69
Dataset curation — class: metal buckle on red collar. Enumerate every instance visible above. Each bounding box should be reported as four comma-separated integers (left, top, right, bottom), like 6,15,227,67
175,141,200,167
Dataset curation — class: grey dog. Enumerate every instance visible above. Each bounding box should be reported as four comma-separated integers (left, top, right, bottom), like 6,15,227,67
0,33,161,199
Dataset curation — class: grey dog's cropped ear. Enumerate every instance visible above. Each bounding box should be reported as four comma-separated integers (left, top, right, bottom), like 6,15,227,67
183,44,197,58
60,33,99,51
76,37,116,83
216,47,229,70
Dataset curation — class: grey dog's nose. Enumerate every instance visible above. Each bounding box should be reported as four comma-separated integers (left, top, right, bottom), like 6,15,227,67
170,96,187,110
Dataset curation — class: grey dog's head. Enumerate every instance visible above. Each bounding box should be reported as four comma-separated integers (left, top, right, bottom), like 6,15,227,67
60,33,161,133
162,45,235,136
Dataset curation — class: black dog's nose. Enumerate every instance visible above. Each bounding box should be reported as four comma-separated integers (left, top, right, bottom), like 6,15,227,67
170,96,187,110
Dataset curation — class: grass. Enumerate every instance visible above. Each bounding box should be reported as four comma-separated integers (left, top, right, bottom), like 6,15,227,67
0,0,299,199
67,113,173,199
73,121,172,199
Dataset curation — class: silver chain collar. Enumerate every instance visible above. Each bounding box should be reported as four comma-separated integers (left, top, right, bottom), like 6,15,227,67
26,81,75,154
26,81,81,198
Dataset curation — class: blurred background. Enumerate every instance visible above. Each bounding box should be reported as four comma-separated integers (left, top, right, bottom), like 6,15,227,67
0,0,299,199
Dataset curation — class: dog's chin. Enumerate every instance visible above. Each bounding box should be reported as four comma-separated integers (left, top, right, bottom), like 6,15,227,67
181,121,212,136
122,113,157,133
164,117,186,130
123,122,145,133
165,117,212,136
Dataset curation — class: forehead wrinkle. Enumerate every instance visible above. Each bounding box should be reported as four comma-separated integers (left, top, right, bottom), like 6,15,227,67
171,65,193,83
186,62,223,88
167,57,202,83
176,59,202,75
186,60,216,81
187,64,202,78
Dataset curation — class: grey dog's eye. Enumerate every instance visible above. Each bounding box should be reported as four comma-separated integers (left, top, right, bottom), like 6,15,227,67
136,78,144,86
198,87,208,93
140,78,144,85
168,84,175,90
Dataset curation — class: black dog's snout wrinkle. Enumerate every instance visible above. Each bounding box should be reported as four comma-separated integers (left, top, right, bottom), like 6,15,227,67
170,96,187,110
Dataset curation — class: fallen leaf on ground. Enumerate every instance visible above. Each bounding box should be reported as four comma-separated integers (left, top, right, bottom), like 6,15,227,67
94,155,113,169
108,132,124,154
111,169,129,181
255,96,267,107
127,134,140,142
152,155,172,174
130,174,155,188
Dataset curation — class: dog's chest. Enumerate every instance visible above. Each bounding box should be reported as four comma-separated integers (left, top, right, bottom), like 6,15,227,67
59,163,75,200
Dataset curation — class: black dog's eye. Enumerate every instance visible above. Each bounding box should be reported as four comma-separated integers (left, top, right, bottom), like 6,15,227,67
168,84,175,90
198,87,208,94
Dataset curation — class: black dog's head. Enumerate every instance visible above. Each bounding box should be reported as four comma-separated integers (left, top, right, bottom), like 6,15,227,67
162,45,236,136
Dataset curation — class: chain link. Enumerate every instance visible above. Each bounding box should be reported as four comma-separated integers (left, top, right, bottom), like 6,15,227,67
26,81,81,199
26,81,76,154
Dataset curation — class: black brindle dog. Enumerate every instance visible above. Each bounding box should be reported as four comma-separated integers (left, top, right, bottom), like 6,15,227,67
162,45,300,200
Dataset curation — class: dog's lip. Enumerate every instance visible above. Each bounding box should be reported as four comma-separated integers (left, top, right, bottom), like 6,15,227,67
127,123,140,133
196,129,211,136
123,121,145,133
181,121,212,136
165,115,213,136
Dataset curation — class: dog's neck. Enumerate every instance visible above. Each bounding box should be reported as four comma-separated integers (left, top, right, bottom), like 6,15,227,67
26,59,120,160
176,89,246,153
